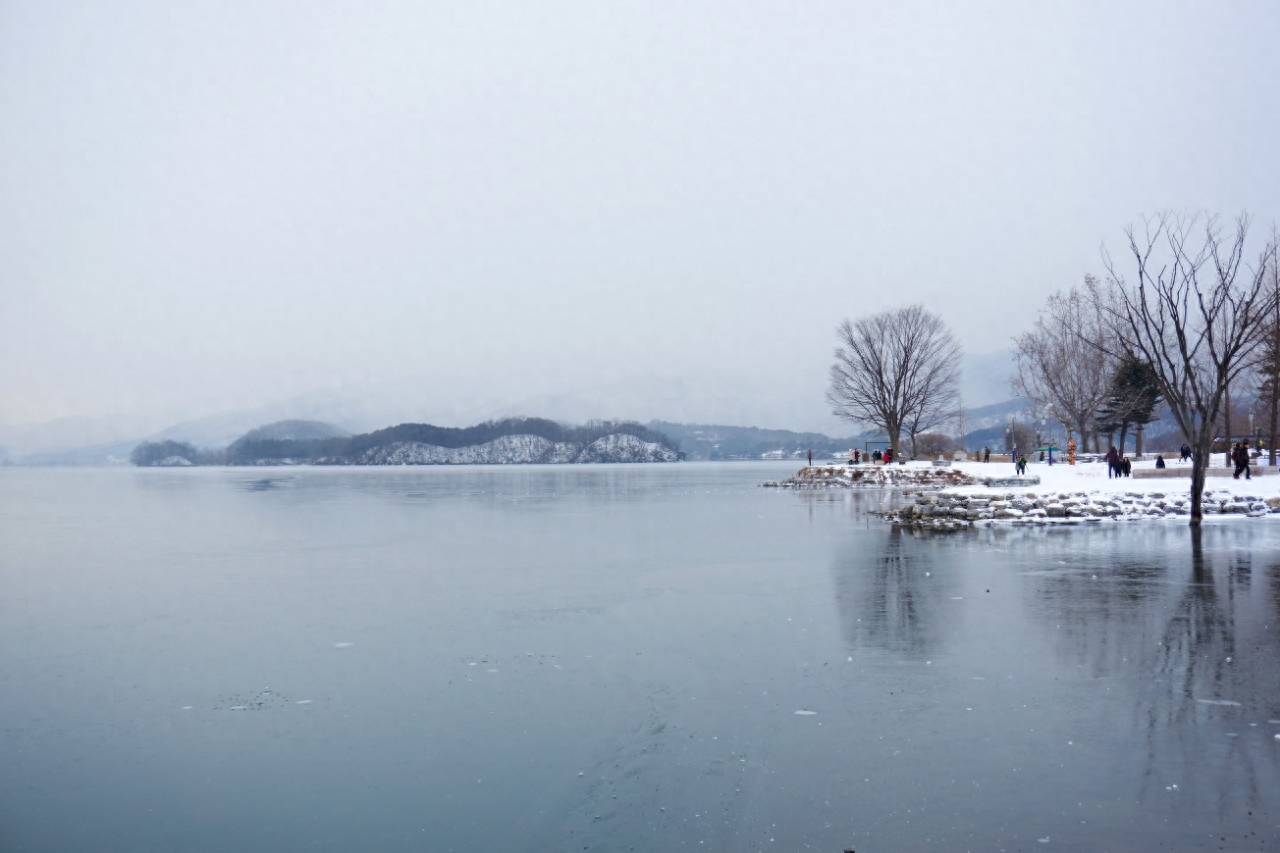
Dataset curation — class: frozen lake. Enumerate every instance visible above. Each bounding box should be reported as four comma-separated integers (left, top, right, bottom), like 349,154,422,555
3,463,1279,851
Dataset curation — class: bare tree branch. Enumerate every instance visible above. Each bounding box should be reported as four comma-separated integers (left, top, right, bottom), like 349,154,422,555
1102,211,1278,525
1010,280,1115,451
827,305,962,458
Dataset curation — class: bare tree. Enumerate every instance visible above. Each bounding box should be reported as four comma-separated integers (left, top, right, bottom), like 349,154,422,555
1102,212,1278,525
1011,279,1115,452
1255,231,1280,465
827,305,962,458
952,400,968,451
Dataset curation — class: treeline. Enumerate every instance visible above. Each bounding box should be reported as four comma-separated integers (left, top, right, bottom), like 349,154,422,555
650,421,862,460
828,210,1277,524
129,440,219,466
131,418,678,466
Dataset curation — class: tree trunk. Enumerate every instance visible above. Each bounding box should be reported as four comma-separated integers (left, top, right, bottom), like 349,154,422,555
1272,303,1280,466
1118,423,1129,457
1271,378,1279,467
1135,424,1144,458
1189,447,1207,526
1224,383,1232,453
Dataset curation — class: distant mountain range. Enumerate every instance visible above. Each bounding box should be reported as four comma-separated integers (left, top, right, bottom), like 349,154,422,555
134,418,680,466
0,353,1020,465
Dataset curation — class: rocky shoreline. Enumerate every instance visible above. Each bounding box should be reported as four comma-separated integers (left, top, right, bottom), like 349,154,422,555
879,487,1280,531
763,463,1280,531
762,465,990,489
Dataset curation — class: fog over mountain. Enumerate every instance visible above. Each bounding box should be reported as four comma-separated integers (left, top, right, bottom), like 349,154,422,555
0,351,1015,459
3,3,1275,446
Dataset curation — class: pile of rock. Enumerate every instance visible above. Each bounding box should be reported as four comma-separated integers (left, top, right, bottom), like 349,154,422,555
879,488,1280,530
763,465,981,489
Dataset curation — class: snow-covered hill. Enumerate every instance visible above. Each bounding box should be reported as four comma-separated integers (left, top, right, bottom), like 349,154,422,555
349,433,677,465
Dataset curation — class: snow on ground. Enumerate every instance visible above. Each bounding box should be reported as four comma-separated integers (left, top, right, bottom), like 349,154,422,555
771,455,1280,528
947,455,1278,499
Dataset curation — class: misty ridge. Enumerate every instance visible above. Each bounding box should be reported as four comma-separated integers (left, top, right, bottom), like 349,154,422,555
129,417,682,467
0,355,1019,466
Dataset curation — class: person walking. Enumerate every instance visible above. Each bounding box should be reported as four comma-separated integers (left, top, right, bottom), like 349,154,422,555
807,449,812,467
1106,445,1120,479
983,447,990,463
1233,441,1252,480
1015,454,1027,476
1121,456,1132,477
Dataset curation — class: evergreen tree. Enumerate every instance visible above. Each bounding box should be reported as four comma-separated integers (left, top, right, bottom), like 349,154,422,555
1095,354,1162,455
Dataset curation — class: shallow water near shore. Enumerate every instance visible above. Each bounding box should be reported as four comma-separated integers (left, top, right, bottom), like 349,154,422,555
3,463,1280,851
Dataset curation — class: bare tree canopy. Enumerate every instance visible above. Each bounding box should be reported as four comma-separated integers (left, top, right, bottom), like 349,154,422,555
1254,228,1280,462
1011,280,1114,452
827,305,962,457
1102,211,1278,525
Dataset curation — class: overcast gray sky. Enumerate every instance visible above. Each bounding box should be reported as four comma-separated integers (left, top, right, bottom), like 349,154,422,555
2,0,1278,434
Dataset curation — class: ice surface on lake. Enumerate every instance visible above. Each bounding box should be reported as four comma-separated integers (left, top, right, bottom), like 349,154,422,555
7,463,1280,852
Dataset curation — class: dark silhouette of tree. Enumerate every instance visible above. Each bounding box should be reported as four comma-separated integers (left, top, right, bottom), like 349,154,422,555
1095,353,1162,456
1255,241,1280,463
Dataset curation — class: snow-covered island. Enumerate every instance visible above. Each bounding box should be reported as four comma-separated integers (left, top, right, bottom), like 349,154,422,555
348,432,677,465
131,417,681,466
766,456,1280,530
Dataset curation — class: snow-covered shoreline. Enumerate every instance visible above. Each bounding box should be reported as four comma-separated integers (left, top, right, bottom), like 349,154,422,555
766,457,1280,529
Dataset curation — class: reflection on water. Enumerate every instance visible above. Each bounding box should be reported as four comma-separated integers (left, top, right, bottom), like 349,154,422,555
1024,526,1280,822
833,525,960,659
2,467,1279,851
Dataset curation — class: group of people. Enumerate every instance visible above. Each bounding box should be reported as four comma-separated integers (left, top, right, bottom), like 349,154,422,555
841,448,892,465
1105,445,1133,478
